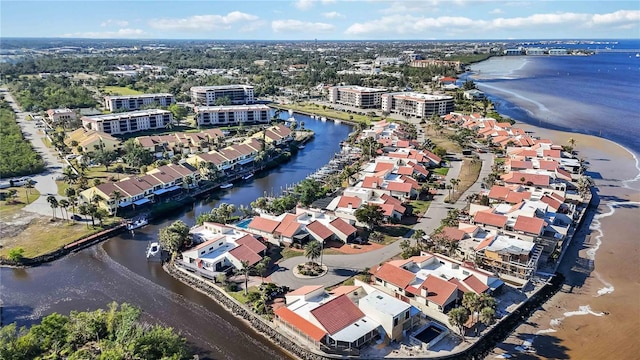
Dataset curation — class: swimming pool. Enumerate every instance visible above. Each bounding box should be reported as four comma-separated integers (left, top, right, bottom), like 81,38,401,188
235,218,253,229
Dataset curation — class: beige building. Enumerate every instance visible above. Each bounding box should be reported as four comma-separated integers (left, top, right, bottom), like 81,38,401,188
104,93,175,112
328,85,387,109
190,85,255,106
381,92,454,118
195,104,270,126
81,109,173,135
47,108,76,124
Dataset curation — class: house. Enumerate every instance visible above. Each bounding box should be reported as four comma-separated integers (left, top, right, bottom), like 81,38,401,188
182,223,266,273
327,218,358,243
65,128,121,153
358,290,420,342
306,220,334,243
463,89,486,100
247,217,281,243
475,235,542,285
47,108,76,124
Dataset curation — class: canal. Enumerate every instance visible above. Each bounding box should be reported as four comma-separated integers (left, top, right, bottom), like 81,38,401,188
0,113,352,360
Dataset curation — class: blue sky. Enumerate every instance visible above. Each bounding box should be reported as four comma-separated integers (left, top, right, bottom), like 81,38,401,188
2,1,639,40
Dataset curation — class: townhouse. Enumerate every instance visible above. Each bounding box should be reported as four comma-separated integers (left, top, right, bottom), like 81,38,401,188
194,104,270,126
79,163,199,214
186,138,262,173
136,128,225,158
104,93,175,112
190,85,255,106
251,124,293,146
65,128,121,153
81,109,173,135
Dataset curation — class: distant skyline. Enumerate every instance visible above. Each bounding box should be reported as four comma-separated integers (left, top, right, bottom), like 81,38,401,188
2,1,639,40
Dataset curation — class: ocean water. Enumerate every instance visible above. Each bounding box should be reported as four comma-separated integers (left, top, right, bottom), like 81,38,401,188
465,39,640,155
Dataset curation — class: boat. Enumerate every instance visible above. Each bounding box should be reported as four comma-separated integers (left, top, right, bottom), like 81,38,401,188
242,173,254,180
298,144,306,149
321,117,327,122
220,183,233,189
126,217,148,231
636,53,639,58
146,242,161,259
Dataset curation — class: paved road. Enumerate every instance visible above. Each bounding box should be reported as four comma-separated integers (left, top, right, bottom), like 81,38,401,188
1,88,66,216
270,152,496,289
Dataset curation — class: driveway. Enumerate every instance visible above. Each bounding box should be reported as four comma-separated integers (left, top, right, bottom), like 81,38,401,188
1,88,67,216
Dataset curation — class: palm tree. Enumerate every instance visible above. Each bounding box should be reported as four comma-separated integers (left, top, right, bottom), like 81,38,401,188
110,191,123,218
448,307,469,340
462,292,481,325
78,204,90,228
59,199,70,222
450,178,461,195
304,240,322,266
479,307,496,334
567,137,576,153
68,196,78,221
412,229,426,247
240,260,252,296
254,256,271,284
446,184,453,201
46,195,58,219
24,179,35,204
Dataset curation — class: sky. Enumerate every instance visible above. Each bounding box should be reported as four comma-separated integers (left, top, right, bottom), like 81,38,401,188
1,0,639,40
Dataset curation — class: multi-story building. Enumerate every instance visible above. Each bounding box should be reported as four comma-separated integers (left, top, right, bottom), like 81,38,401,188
194,104,270,126
46,108,76,124
104,93,175,111
327,86,387,109
81,109,173,135
190,85,255,106
381,92,454,118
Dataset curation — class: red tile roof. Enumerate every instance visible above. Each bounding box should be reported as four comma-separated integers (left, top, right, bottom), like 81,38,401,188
275,307,327,342
306,221,333,240
329,285,361,296
462,275,489,294
310,295,364,335
329,218,357,236
488,185,510,200
235,234,267,254
502,172,550,187
538,160,559,171
248,217,280,233
396,166,414,175
543,149,561,158
337,196,362,209
374,162,394,172
396,140,410,148
362,176,382,189
227,244,262,266
372,263,415,289
386,181,412,193
540,195,562,211
504,191,532,204
513,216,545,235
473,211,507,228
441,226,466,242
275,214,302,238
420,275,459,307
411,163,429,176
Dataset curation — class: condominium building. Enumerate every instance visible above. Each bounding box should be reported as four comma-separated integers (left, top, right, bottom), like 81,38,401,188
328,85,387,109
81,109,173,135
104,93,175,112
190,85,255,106
194,104,270,126
381,92,454,118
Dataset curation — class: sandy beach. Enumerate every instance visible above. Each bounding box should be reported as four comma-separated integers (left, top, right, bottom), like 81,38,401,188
488,123,640,359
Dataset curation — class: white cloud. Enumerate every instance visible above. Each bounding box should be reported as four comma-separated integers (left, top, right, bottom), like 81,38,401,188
345,10,640,36
100,19,129,27
490,8,503,14
323,11,345,19
149,11,259,32
293,0,315,10
62,28,145,39
293,0,336,10
272,19,334,33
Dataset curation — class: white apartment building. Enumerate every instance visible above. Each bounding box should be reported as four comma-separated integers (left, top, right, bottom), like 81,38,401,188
104,93,175,112
190,85,255,106
381,92,454,118
328,85,387,109
81,109,173,135
194,105,271,126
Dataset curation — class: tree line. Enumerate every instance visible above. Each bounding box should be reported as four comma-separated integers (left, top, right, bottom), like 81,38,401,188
0,101,45,177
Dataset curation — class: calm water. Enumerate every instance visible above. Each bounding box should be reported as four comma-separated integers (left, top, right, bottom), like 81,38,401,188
1,113,352,360
465,39,640,155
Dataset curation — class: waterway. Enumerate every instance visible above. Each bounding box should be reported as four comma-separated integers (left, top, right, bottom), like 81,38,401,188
0,113,352,360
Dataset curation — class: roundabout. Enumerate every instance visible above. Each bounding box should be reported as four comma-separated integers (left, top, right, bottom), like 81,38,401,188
292,262,328,279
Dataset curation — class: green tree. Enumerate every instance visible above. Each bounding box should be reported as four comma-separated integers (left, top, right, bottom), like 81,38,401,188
355,203,385,230
158,220,190,259
304,240,322,265
46,195,58,219
479,306,496,334
58,199,70,222
448,307,469,340
122,139,155,168
254,256,271,284
7,247,24,262
240,260,252,296
168,103,188,126
110,190,123,217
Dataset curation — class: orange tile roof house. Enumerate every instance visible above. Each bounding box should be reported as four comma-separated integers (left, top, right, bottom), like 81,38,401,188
473,211,508,229
327,218,358,242
513,215,546,236
306,220,334,242
310,295,366,335
247,217,281,239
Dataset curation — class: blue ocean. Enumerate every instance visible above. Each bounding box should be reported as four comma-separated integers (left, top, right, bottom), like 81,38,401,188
464,39,640,155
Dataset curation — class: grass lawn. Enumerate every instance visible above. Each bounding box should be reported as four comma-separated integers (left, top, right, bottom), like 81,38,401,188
409,199,431,216
83,165,130,182
448,158,482,203
102,86,144,96
433,167,450,176
56,180,71,196
0,216,119,259
227,285,260,304
274,102,380,125
0,187,41,217
42,137,52,148
379,225,412,244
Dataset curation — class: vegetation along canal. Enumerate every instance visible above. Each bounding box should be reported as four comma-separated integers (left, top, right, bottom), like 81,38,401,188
1,114,352,360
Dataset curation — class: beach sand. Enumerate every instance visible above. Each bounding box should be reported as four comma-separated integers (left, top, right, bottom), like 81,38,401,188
488,123,640,359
